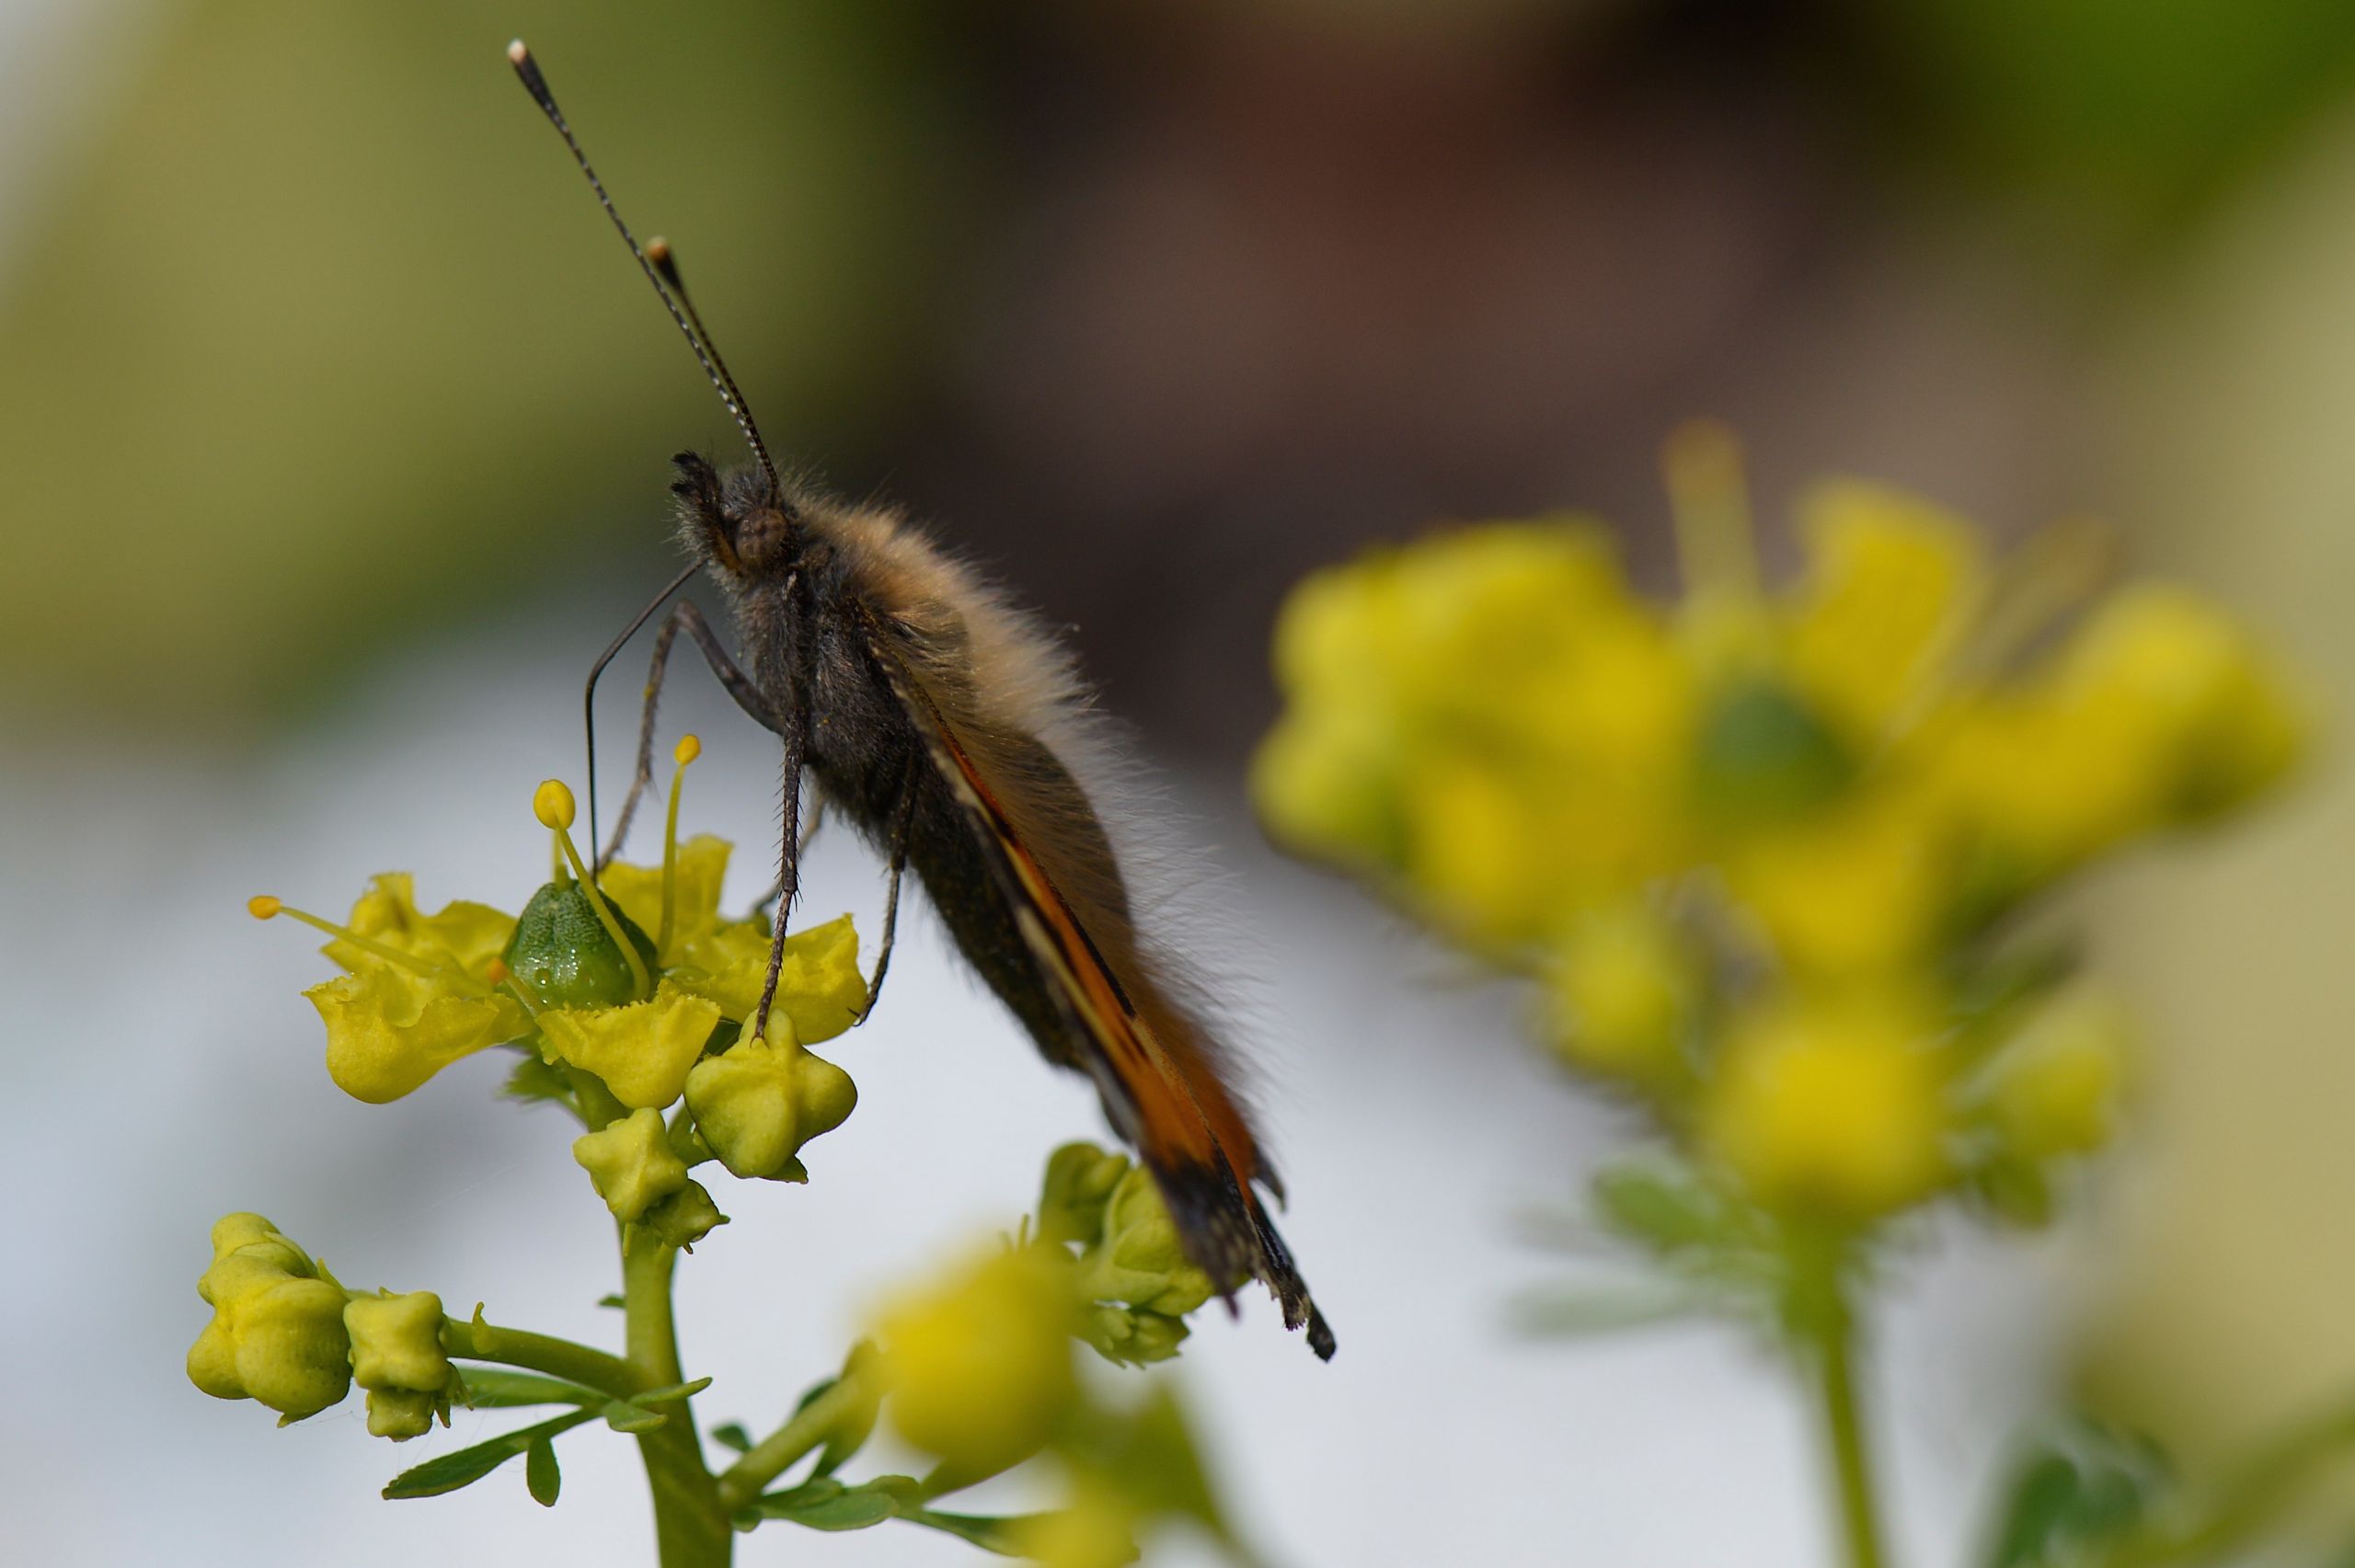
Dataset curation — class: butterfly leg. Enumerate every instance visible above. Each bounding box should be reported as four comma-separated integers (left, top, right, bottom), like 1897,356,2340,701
859,772,916,1022
598,598,782,868
751,701,810,1039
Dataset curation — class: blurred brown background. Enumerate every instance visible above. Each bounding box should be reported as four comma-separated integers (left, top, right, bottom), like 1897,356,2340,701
7,0,2355,1553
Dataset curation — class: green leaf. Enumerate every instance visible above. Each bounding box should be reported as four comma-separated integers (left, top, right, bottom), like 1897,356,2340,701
1511,1285,1705,1336
710,1422,753,1453
525,1436,560,1507
456,1369,609,1410
1591,1160,1747,1254
601,1400,667,1433
632,1377,713,1404
502,1052,575,1104
900,1507,1041,1555
596,1293,626,1310
1982,1421,2173,1568
382,1410,598,1500
736,1477,900,1532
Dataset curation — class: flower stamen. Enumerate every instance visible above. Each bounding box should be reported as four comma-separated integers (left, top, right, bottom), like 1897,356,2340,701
248,895,490,994
659,735,700,963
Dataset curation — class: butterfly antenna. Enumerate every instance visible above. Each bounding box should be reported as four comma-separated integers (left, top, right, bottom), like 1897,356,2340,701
645,237,762,473
506,40,783,495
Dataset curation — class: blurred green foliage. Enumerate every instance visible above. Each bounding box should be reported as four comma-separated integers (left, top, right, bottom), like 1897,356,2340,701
1867,0,2355,234
0,0,970,729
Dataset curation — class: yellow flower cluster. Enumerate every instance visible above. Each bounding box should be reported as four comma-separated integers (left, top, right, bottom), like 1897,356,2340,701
255,743,871,1217
1256,429,2303,1225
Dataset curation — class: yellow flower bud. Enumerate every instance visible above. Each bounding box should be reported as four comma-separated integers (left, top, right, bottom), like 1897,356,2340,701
877,1246,1079,1475
345,1290,450,1394
1725,795,1946,977
537,980,724,1111
365,1387,442,1441
2051,584,2304,825
188,1215,351,1422
1077,1166,1215,1316
1987,990,2130,1160
1081,1304,1191,1367
1704,991,1948,1221
1036,1142,1132,1247
1546,904,1692,1084
638,1180,729,1252
1012,1481,1139,1568
572,1107,691,1223
682,1015,857,1180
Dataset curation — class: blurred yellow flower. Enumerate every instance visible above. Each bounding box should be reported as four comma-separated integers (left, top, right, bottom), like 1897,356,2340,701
876,1246,1079,1476
1545,902,1693,1085
1012,1481,1138,1568
1704,992,1948,1221
1985,989,2131,1161
1780,481,1983,745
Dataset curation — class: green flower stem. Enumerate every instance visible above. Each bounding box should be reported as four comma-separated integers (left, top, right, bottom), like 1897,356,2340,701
442,1314,642,1397
712,1368,873,1513
1789,1233,1890,1568
621,1230,727,1568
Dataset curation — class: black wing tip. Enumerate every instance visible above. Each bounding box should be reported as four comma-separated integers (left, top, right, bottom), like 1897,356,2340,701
1155,1156,1336,1360
1304,1303,1338,1362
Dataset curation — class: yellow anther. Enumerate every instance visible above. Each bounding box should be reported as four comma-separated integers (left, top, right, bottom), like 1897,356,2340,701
485,957,511,984
673,734,702,768
247,896,283,921
533,779,577,831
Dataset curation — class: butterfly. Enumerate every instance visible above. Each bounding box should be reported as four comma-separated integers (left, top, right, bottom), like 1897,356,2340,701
510,40,1333,1359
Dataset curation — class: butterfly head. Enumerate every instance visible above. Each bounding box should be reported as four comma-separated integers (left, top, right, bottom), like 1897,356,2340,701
672,452,798,581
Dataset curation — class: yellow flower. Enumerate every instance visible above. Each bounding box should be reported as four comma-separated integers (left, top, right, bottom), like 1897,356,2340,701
1779,482,1983,745
326,873,516,981
537,980,724,1111
600,833,733,957
670,913,867,1041
1725,793,1948,977
572,1107,691,1223
1257,519,1693,945
876,1246,1079,1475
681,1013,857,1179
1704,991,1948,1221
305,965,525,1104
187,1214,352,1423
2048,584,2304,825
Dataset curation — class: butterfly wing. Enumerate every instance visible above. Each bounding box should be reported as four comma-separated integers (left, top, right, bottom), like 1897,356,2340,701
856,608,1334,1359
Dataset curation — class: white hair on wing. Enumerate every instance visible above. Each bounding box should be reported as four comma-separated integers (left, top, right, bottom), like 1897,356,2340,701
828,502,1289,1139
